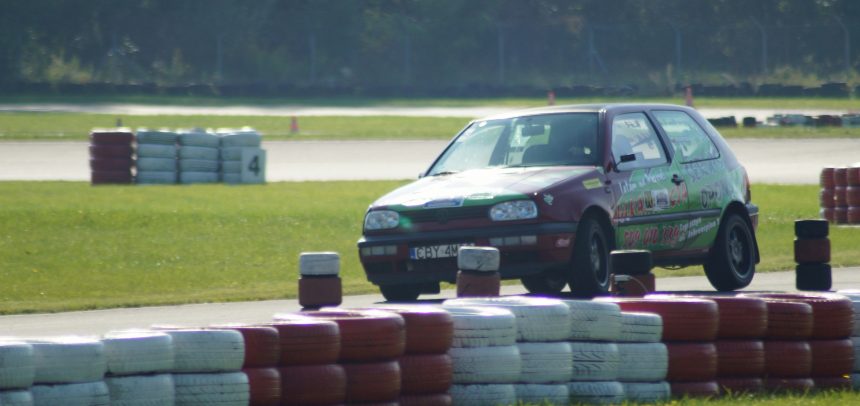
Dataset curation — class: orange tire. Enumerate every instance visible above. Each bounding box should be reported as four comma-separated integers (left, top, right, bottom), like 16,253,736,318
764,341,812,378
606,297,719,341
716,340,765,377
368,306,454,354
279,364,346,405
266,317,340,366
400,394,452,406
399,354,452,395
666,342,717,382
670,381,719,398
342,361,401,403
746,293,853,339
243,368,281,406
212,325,280,368
809,339,854,377
298,309,406,362
738,297,813,339
717,378,763,395
764,378,814,392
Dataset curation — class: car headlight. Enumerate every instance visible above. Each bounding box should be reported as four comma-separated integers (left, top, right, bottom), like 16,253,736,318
364,210,400,230
489,200,538,221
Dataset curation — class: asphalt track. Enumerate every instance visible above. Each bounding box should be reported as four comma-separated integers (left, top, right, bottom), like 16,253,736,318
2,138,859,184
0,268,857,336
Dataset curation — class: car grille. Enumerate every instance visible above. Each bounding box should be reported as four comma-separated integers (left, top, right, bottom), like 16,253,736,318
400,206,489,224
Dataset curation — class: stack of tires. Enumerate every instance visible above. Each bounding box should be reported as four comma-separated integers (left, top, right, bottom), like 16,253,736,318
160,329,250,405
211,325,281,406
102,331,175,405
267,316,346,406
704,296,768,394
135,129,178,185
599,297,720,398
0,341,35,405
820,166,835,222
177,129,220,184
562,300,626,404
89,129,134,185
794,220,832,291
443,297,572,405
29,337,110,405
836,290,860,390
219,128,262,184
294,309,406,405
848,165,860,224
614,311,670,403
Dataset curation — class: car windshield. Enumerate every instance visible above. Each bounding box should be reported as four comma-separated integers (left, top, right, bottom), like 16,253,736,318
427,113,600,176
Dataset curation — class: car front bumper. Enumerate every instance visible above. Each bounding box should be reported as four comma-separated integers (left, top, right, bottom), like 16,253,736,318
358,222,578,286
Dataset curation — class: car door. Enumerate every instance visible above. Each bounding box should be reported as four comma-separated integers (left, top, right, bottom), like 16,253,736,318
609,112,690,252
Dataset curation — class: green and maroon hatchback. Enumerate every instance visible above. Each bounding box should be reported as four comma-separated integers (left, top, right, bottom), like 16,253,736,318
358,104,759,301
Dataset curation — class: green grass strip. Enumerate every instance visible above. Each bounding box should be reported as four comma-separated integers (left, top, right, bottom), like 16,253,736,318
0,181,855,314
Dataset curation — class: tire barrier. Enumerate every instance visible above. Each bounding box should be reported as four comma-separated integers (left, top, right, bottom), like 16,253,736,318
568,342,618,382
793,220,831,291
715,340,765,377
598,297,719,341
0,342,35,389
90,129,133,185
295,309,406,363
455,247,501,297
717,378,764,395
566,381,625,404
666,342,718,382
218,128,263,184
618,312,662,343
764,341,812,378
513,384,568,405
443,297,571,342
448,346,521,384
31,381,110,406
161,329,245,373
622,381,670,403
764,377,815,393
209,325,279,368
243,367,281,406
135,129,177,185
177,129,219,184
655,295,767,339
105,374,175,406
399,393,452,406
101,331,174,375
29,337,107,384
398,354,453,395
298,252,343,310
670,381,720,398
562,300,622,342
342,361,401,403
279,364,346,406
266,317,341,366
370,306,454,354
820,165,860,224
173,372,250,405
518,342,574,383
814,376,852,391
808,339,854,377
616,343,668,382
749,299,814,340
448,384,516,406
745,293,854,340
439,306,517,348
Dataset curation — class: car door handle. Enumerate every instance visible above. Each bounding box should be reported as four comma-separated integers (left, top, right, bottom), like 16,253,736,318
671,174,684,185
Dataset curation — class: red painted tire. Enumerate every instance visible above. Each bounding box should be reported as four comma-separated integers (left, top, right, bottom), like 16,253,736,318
764,341,812,378
280,364,345,405
765,378,814,392
820,208,835,223
399,354,452,395
835,186,848,207
400,394,452,406
342,361,401,403
91,170,132,184
820,189,835,208
243,368,281,406
212,324,280,368
718,378,763,395
298,277,343,309
809,339,854,377
794,238,831,264
298,309,406,362
813,376,851,390
90,158,133,172
835,167,849,187
848,167,860,187
607,297,719,341
746,293,853,339
666,342,717,382
846,186,860,206
821,167,835,189
456,270,501,297
836,207,849,224
848,207,860,224
738,297,813,339
716,340,765,377
369,306,454,354
89,145,133,159
670,381,719,398
266,317,340,366
709,296,768,339
90,131,133,145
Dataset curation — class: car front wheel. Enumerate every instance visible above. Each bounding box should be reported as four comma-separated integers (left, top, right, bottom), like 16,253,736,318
568,216,612,297
379,284,421,302
704,213,756,291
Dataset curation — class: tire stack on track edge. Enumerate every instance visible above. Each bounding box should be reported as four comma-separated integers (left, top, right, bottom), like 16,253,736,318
836,290,860,390
455,247,502,298
101,331,175,405
848,165,860,224
90,128,134,185
298,252,343,310
0,341,35,405
218,128,263,184
135,128,178,184
210,325,281,406
706,296,768,394
820,166,836,222
613,311,670,403
28,337,110,406
794,220,833,291
177,129,220,184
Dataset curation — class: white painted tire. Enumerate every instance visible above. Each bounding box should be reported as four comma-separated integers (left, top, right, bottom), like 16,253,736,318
457,247,500,272
29,337,106,384
136,171,177,184
102,331,173,376
566,381,625,404
136,158,176,172
616,343,668,382
448,345,520,384
439,306,517,348
136,130,177,146
517,342,573,383
0,390,33,406
449,384,516,406
179,172,219,184
136,144,176,159
561,300,622,342
220,132,261,148
222,173,241,184
179,147,219,161
220,148,244,161
173,372,249,406
220,161,242,174
513,384,568,405
622,381,670,403
178,159,219,172
0,342,35,389
163,329,244,373
299,252,340,276
105,374,175,406
569,342,619,382
618,312,663,343
444,297,571,342
178,132,219,148
31,381,110,406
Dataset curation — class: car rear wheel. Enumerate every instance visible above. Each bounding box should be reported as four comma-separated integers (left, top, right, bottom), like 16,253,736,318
379,284,421,302
568,216,612,297
704,213,755,291
521,271,567,295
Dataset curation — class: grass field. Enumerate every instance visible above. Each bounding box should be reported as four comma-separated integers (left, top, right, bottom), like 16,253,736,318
1,112,860,141
0,181,857,314
638,391,860,405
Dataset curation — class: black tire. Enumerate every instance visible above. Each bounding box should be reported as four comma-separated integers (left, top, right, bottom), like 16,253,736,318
379,284,421,302
610,250,653,276
704,214,756,291
521,270,567,294
796,263,832,291
568,216,612,297
794,219,829,239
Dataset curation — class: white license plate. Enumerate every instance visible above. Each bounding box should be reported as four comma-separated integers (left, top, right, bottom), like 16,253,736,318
409,243,473,260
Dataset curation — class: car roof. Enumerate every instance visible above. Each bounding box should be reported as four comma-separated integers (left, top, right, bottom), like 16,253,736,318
474,103,696,122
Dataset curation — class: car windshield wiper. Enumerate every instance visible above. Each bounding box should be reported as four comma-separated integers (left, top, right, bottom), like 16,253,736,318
430,170,459,176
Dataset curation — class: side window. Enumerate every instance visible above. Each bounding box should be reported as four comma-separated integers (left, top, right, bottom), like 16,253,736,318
653,110,720,163
611,113,668,171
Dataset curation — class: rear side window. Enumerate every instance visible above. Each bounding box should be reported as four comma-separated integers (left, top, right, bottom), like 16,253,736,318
611,112,668,171
653,110,719,163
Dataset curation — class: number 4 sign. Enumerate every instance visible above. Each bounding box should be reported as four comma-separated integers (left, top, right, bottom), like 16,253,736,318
240,148,266,184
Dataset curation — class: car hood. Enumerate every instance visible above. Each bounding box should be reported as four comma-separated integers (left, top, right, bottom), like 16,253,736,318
371,166,596,210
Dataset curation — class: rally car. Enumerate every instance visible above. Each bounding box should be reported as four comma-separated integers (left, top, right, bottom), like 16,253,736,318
358,104,759,301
